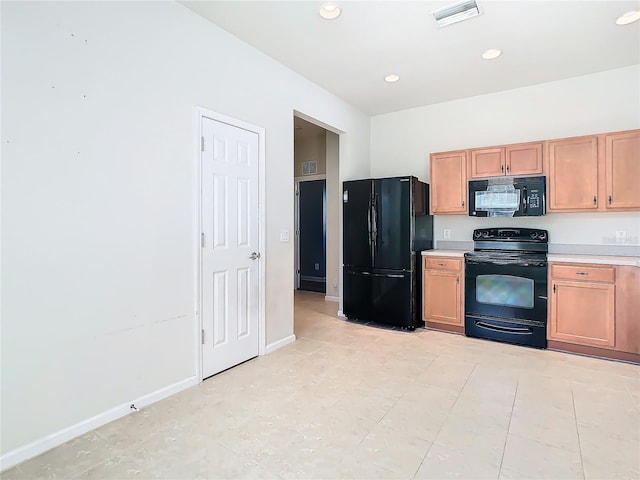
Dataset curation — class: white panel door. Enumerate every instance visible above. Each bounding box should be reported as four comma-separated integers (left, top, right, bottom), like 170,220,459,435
202,117,260,378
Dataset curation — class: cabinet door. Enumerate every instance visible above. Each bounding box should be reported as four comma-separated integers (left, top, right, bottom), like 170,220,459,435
546,136,599,211
549,280,615,348
505,142,543,176
615,266,640,354
430,151,467,214
605,130,640,210
424,269,461,325
470,148,504,178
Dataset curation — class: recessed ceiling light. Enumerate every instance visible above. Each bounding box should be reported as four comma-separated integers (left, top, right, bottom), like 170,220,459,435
482,49,502,60
384,74,400,83
319,2,341,19
616,10,640,25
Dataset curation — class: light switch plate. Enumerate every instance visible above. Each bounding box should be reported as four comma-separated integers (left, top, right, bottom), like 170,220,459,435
279,230,289,243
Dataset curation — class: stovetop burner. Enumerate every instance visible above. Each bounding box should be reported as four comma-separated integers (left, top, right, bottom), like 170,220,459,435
466,228,549,265
469,228,549,254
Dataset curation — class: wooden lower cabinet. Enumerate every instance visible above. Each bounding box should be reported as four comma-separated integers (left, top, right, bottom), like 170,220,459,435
422,256,464,334
548,262,640,363
549,278,615,348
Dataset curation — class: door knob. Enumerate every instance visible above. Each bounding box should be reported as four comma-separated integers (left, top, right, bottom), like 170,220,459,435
250,252,261,260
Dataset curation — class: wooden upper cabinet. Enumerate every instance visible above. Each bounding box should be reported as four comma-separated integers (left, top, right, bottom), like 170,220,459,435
546,135,599,212
470,148,504,178
431,128,637,215
430,150,467,214
605,130,640,210
505,142,543,176
470,143,543,179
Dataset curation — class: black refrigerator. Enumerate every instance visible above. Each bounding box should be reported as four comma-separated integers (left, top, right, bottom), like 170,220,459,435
342,176,433,330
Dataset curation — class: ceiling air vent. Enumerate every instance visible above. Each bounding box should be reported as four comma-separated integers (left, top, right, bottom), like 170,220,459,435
432,0,480,27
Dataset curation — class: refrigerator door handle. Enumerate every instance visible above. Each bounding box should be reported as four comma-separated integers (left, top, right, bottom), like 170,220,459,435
371,193,378,262
367,195,373,261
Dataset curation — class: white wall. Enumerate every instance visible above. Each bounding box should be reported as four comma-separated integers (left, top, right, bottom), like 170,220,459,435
325,131,340,300
370,66,640,248
0,0,370,462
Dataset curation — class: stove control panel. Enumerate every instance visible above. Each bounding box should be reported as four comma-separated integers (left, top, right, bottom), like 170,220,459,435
472,228,548,242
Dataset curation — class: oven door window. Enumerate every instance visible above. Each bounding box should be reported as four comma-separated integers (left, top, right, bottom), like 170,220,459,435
465,261,547,323
476,275,534,309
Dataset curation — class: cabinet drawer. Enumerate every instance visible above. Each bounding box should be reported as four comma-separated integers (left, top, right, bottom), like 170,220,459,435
551,264,615,283
425,257,462,271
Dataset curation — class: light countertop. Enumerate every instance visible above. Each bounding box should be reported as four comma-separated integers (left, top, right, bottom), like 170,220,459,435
548,254,640,267
421,249,467,257
421,250,639,266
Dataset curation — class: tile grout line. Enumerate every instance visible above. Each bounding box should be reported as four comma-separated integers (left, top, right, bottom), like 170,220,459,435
571,385,587,480
410,359,480,480
447,361,479,411
497,378,519,479
66,429,123,479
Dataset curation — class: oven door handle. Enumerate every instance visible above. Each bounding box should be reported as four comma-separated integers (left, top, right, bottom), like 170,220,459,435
475,321,533,335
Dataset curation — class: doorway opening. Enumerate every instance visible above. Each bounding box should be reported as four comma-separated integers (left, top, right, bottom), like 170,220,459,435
296,178,326,292
293,114,340,322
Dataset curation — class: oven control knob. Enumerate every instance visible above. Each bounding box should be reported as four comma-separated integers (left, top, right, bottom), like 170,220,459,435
482,231,490,238
538,231,547,241
473,230,482,239
530,231,538,239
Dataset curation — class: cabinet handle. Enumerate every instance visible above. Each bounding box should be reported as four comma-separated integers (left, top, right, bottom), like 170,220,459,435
553,284,556,293
456,277,459,284
609,195,612,205
437,263,446,267
461,200,465,207
506,164,510,173
501,165,504,172
593,196,597,205
576,272,588,276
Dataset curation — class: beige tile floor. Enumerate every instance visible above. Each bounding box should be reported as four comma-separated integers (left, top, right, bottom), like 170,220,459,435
3,290,639,479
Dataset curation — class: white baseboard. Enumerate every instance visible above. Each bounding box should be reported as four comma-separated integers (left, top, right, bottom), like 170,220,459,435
337,310,346,317
324,295,339,302
265,334,296,354
0,376,199,472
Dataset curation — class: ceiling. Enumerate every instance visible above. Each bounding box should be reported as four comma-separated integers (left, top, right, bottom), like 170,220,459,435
181,1,640,116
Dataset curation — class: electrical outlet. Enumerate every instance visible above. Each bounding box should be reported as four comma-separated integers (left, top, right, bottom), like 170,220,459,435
279,230,289,242
615,231,627,244
443,229,451,239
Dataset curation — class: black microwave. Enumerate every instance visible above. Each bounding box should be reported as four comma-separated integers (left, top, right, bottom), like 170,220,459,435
469,176,545,217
